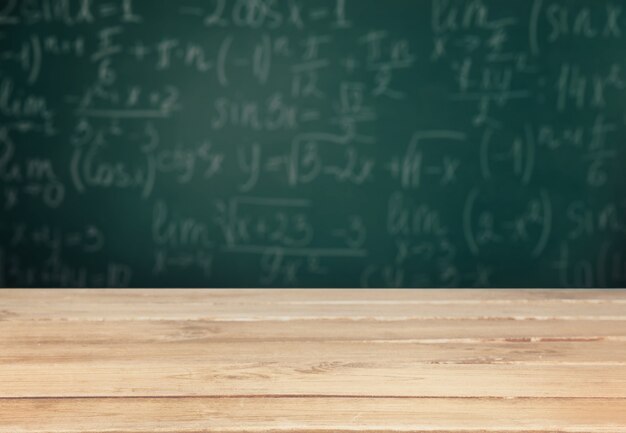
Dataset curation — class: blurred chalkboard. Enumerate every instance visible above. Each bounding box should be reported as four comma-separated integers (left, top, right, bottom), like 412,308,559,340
1,0,625,287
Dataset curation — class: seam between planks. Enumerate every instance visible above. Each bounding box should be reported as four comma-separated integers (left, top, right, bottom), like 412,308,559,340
2,396,626,400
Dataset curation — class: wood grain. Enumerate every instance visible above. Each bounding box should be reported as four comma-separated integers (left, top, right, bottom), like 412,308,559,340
2,397,626,433
0,289,625,432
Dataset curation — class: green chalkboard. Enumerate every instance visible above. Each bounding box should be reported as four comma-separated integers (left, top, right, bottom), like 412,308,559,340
1,0,625,287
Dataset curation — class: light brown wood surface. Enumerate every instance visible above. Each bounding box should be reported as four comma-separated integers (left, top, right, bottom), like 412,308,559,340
0,289,625,432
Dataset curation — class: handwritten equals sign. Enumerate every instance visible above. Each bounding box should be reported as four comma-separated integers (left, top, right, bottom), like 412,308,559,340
265,156,287,172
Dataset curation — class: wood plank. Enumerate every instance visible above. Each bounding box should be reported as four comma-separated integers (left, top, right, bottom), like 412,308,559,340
1,289,626,321
3,339,625,365
4,288,626,302
3,318,626,343
2,362,625,398
2,289,624,432
1,397,625,433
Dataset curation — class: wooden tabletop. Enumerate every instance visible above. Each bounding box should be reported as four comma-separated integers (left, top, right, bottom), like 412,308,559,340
1,289,625,433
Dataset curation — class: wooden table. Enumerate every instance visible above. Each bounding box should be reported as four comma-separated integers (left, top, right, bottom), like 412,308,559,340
1,289,625,433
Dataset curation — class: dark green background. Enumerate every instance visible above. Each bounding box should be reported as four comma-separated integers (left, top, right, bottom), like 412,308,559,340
1,0,625,287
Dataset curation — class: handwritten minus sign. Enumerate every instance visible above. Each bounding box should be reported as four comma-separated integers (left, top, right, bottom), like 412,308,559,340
98,5,118,17
223,246,367,258
75,109,170,119
309,9,329,19
301,111,320,122
291,59,329,72
449,91,530,101
179,7,203,16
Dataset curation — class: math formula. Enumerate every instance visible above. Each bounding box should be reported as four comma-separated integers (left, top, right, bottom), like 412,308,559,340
1,0,625,287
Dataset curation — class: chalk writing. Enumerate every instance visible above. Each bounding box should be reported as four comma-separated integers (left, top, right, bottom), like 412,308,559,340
1,0,624,287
